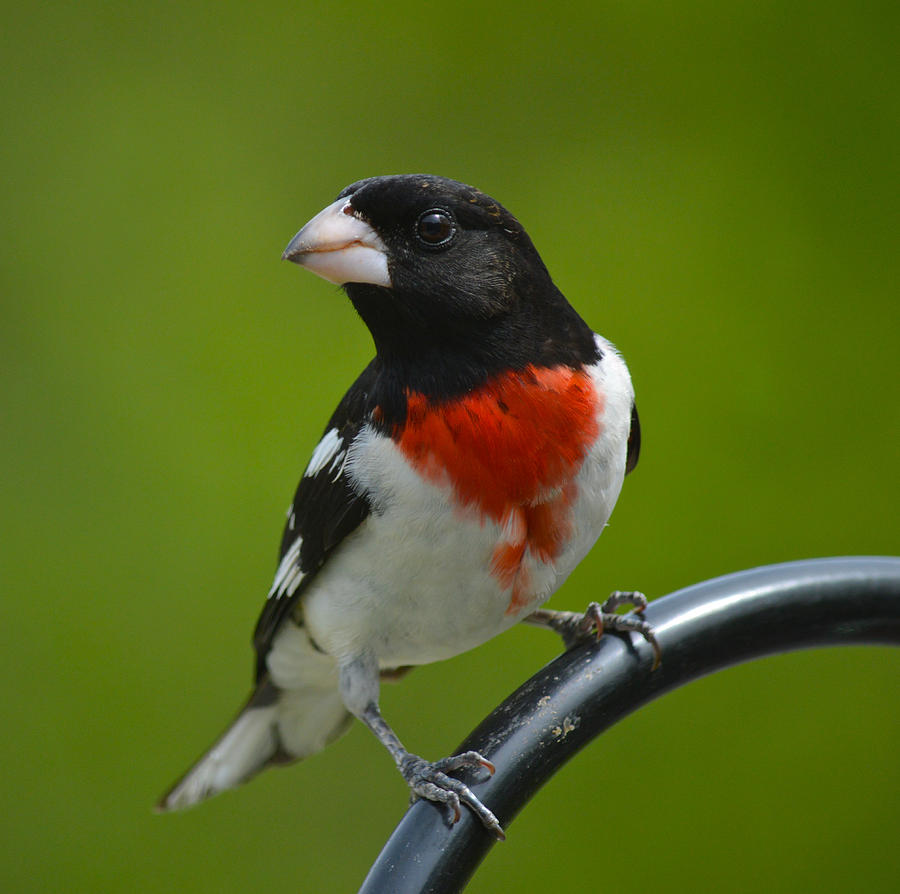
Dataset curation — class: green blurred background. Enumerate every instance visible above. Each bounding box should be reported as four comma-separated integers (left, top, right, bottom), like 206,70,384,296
3,1,898,891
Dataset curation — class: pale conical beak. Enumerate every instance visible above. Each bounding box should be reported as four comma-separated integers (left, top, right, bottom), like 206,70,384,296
282,198,391,287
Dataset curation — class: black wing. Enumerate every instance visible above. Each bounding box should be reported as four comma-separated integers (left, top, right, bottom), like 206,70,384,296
625,401,640,475
252,359,380,679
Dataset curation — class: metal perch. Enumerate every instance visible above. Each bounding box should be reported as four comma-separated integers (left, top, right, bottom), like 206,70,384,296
358,556,900,894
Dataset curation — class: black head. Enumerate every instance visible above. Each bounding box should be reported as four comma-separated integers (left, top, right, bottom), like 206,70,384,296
283,174,598,397
337,174,549,322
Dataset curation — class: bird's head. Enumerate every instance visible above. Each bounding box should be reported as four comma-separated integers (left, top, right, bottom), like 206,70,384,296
283,175,597,394
284,175,557,343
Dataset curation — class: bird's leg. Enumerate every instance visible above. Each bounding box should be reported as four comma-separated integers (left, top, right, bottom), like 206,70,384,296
339,655,505,840
524,591,662,670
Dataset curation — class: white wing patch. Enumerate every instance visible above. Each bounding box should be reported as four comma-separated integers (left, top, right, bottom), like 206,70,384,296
267,429,348,602
304,428,345,479
268,535,304,600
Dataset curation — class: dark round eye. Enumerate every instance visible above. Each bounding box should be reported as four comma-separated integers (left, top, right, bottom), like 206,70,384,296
416,209,455,246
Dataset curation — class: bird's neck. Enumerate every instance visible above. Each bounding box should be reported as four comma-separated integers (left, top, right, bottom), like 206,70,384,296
345,284,601,429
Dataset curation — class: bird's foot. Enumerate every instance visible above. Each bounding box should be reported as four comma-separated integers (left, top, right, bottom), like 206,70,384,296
400,750,505,840
527,591,661,669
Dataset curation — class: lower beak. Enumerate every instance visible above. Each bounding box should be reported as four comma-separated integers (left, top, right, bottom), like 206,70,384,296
282,198,391,287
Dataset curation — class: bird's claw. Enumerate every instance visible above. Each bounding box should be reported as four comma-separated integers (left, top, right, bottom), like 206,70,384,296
400,751,505,840
576,592,661,670
534,591,661,669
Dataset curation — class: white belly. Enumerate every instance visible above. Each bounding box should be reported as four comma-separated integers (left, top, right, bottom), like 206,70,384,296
300,336,634,669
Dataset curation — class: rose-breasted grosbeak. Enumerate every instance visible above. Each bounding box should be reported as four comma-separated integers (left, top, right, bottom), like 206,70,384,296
157,175,657,839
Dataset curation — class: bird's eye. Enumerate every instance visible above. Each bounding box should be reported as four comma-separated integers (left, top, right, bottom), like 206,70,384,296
416,210,455,246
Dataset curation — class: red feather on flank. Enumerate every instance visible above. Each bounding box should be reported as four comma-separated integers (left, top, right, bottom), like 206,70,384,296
393,365,603,612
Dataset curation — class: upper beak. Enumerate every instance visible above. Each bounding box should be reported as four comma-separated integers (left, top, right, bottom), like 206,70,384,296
282,197,391,287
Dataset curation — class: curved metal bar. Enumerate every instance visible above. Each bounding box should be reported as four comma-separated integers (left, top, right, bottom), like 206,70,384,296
358,556,900,894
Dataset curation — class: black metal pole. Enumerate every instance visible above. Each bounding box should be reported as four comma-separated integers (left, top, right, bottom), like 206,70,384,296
358,556,900,894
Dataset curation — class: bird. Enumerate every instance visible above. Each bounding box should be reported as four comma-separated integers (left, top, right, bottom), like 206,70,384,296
157,174,658,839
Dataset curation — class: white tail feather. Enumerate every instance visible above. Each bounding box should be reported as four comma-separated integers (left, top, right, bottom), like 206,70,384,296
157,683,351,812
158,700,279,811
158,625,353,812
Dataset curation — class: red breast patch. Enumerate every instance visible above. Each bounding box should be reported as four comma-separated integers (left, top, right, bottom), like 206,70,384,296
392,365,603,613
